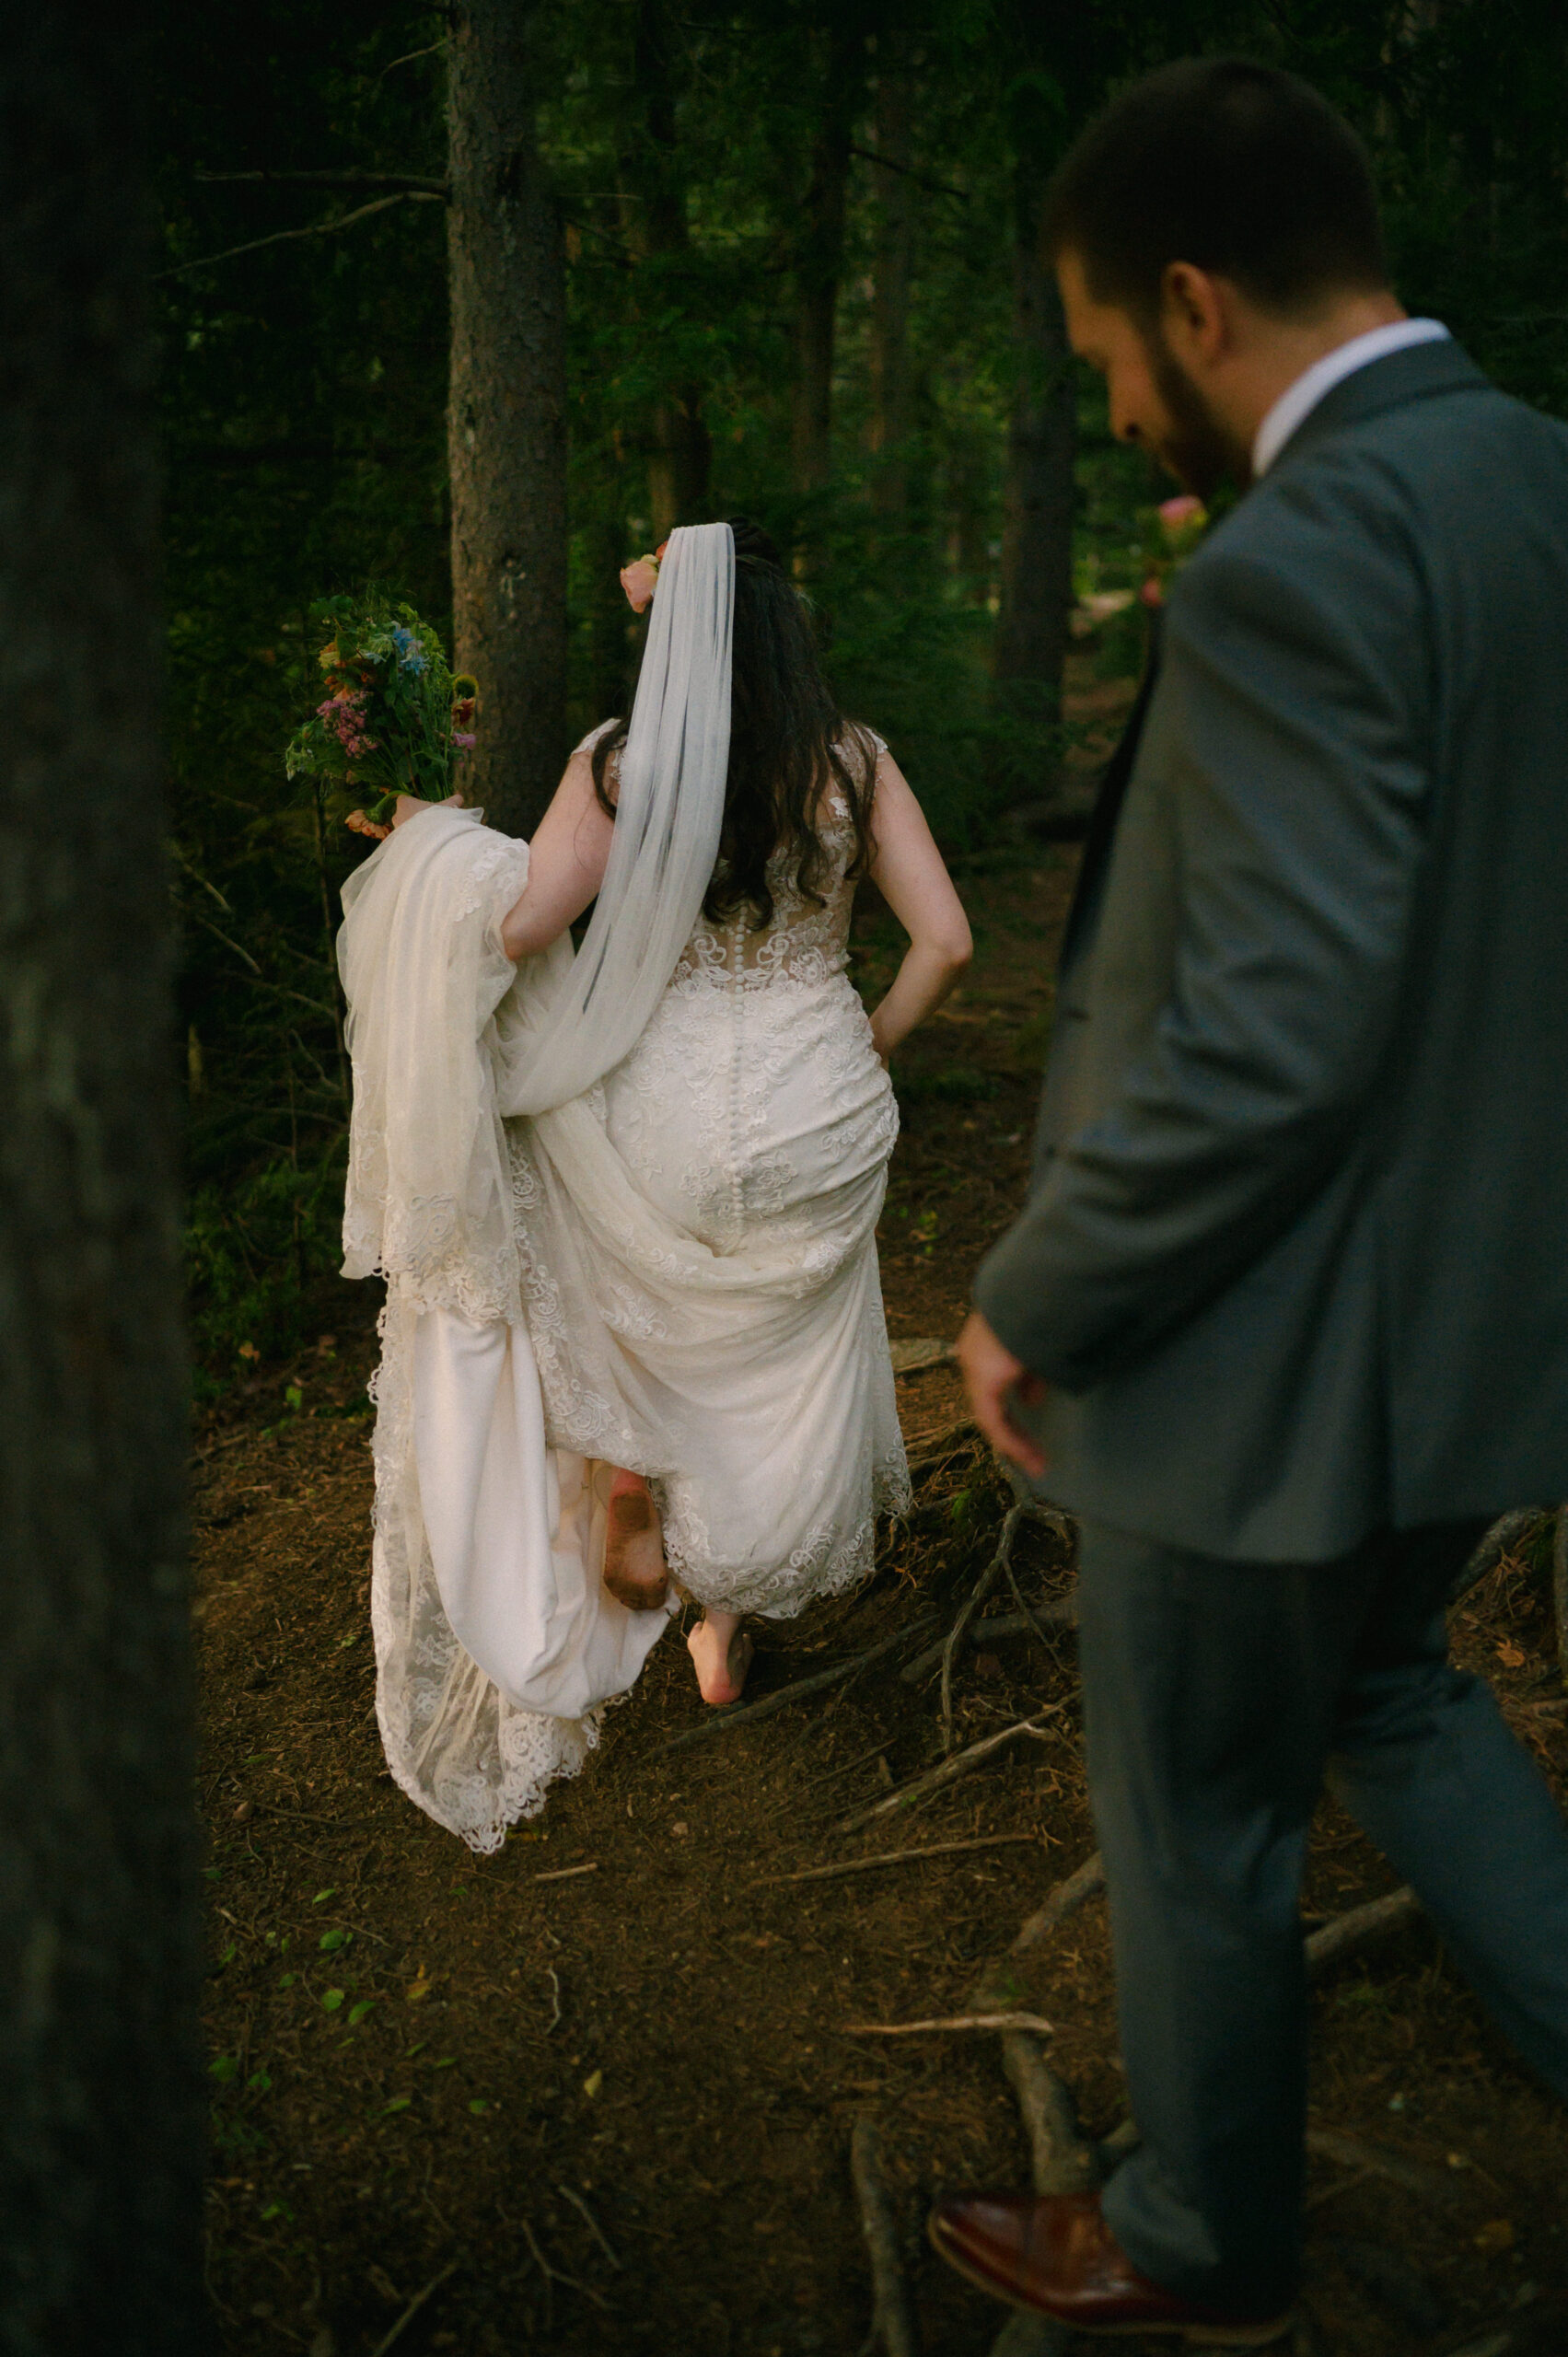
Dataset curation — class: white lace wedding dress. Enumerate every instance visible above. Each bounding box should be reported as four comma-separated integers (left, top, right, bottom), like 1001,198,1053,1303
339,731,910,1852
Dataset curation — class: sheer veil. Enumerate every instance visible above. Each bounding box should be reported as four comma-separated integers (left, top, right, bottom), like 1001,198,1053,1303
496,520,735,1116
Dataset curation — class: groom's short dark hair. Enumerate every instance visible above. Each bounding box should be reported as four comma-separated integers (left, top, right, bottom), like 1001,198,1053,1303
1044,58,1388,319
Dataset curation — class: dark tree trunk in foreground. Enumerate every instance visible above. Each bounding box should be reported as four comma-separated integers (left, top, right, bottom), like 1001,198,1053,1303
993,145,1075,761
447,0,568,837
0,10,205,2351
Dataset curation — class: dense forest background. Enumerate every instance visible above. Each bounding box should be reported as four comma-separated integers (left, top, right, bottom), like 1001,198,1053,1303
152,0,1568,1386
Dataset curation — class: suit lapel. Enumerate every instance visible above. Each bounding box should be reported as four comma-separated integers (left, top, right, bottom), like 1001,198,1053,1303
1058,615,1162,976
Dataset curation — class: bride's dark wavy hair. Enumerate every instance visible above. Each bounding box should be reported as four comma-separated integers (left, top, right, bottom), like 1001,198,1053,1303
590,517,878,929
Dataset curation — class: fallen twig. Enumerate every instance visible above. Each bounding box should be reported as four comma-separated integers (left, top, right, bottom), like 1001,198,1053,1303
1009,1850,1105,1956
533,1861,598,1884
851,2119,919,2357
557,2182,621,2270
889,1336,955,1374
657,1614,938,1753
754,1832,1039,1888
905,1419,980,1474
941,1503,1026,1751
1303,2129,1458,2210
368,2261,460,2357
1304,1886,1421,1975
900,1598,1078,1685
1002,2033,1098,2195
843,2011,1054,2037
543,1967,562,2033
839,1711,1058,1837
520,2217,611,2311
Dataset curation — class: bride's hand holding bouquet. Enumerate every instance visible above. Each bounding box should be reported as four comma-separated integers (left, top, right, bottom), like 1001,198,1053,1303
284,591,478,840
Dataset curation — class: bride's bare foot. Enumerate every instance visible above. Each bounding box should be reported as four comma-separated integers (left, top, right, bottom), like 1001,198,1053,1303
602,1469,668,1612
687,1610,753,1706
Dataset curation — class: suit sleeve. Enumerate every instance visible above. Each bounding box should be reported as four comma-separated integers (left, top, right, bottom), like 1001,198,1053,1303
976,508,1434,1389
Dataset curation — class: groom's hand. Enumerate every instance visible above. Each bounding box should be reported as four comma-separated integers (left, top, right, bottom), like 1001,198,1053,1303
957,1309,1049,1480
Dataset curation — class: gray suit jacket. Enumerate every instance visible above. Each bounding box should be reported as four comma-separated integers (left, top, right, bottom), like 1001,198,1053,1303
976,340,1568,1561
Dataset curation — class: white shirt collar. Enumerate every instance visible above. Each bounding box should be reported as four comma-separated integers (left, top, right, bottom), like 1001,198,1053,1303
1251,318,1450,478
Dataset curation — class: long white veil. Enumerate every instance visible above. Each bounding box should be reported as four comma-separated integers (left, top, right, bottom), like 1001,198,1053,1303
496,520,735,1115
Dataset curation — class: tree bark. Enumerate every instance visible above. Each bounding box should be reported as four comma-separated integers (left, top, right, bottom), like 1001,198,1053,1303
790,29,862,507
447,0,568,837
993,145,1075,758
0,8,204,2350
867,47,915,523
630,0,711,540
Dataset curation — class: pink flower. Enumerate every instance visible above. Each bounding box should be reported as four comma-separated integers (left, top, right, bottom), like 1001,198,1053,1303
1139,575,1166,610
1157,494,1207,546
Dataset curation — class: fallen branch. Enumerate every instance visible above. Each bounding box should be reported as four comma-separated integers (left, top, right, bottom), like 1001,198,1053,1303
941,1502,1028,1752
533,1861,598,1884
844,2012,1055,2038
1304,1886,1422,1976
754,1832,1039,1888
1009,1850,1105,1956
889,1335,954,1374
368,2261,460,2357
901,1598,1077,1684
1002,2034,1098,2195
839,1711,1058,1837
906,1419,980,1474
556,2182,621,2271
1303,2129,1458,2210
520,2218,611,2312
1452,1506,1551,1601
851,2120,919,2357
657,1613,938,1752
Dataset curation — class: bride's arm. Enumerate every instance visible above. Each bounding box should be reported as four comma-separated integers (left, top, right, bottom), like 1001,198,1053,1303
863,750,972,1062
497,749,617,963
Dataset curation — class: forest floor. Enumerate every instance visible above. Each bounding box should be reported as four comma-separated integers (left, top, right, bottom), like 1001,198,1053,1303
195,669,1568,2357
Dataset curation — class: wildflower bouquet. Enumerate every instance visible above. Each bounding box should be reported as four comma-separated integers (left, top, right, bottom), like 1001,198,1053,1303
285,593,477,833
1136,494,1211,610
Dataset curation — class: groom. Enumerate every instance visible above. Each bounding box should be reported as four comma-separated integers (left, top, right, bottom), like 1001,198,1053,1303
943,55,1568,2345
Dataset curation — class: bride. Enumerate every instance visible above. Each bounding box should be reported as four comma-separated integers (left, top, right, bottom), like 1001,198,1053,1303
338,518,970,1849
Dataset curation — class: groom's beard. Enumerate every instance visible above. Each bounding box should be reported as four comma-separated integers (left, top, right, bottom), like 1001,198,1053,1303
1144,331,1252,502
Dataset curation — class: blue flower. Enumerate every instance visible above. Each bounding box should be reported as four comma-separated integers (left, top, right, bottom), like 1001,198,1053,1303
389,623,428,674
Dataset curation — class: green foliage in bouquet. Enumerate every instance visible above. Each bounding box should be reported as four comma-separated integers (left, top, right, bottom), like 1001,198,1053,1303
285,591,477,827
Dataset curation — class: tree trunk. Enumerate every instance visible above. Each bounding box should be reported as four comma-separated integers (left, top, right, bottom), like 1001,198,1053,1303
867,49,915,523
627,0,710,540
993,145,1075,764
790,31,861,507
447,0,568,838
0,9,204,2351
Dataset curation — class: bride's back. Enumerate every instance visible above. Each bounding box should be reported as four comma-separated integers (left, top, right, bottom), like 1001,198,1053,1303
588,515,879,989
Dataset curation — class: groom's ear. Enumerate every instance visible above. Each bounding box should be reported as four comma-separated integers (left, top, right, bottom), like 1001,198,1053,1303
1159,263,1231,369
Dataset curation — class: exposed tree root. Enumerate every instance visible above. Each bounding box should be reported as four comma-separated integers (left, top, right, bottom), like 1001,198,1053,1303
851,2119,919,2357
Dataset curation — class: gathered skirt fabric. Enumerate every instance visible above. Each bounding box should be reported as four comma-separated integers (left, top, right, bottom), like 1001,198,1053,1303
511,963,910,1617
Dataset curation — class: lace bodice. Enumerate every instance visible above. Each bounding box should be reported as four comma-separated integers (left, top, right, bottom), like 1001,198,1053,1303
579,723,880,993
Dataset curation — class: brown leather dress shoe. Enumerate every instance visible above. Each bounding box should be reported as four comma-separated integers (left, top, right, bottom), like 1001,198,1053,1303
927,2190,1295,2346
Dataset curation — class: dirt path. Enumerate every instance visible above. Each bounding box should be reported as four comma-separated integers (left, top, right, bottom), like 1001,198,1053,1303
197,802,1568,2356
